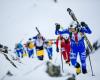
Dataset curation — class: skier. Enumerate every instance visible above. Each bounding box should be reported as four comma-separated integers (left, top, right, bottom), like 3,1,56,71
31,34,45,60
55,21,92,74
55,24,71,65
25,38,35,58
44,40,53,60
15,41,24,58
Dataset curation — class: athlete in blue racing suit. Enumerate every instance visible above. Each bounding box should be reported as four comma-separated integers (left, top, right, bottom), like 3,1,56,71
55,22,92,74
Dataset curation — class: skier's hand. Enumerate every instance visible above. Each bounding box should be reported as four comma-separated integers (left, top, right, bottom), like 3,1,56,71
55,23,60,31
81,22,89,29
29,38,32,40
56,47,59,52
81,22,87,27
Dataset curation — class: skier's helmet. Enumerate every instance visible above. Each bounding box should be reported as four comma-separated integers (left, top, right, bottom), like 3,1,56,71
61,34,69,40
69,21,77,28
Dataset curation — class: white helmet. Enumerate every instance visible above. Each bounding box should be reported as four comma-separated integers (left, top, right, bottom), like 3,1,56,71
69,21,77,28
61,34,69,39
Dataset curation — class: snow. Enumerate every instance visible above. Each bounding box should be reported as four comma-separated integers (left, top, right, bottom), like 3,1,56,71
0,0,100,80
0,45,100,80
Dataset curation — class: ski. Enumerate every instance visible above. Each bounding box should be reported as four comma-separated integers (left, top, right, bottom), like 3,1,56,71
36,27,41,35
3,53,18,68
67,8,93,52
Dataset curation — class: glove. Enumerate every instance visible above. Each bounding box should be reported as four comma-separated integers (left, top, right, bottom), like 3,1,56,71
81,22,89,29
29,38,32,40
81,22,87,27
56,47,59,52
55,23,60,31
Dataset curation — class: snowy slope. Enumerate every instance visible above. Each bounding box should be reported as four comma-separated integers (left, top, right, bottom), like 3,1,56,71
0,51,73,80
0,45,100,80
77,49,100,80
0,0,100,80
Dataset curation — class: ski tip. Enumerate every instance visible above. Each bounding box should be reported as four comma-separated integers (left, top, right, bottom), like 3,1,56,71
35,27,38,29
67,8,71,12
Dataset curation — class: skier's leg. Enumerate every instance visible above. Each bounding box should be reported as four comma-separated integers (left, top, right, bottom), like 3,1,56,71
28,50,31,58
65,50,70,65
62,51,67,62
27,48,31,58
79,51,87,74
29,49,34,58
37,55,44,60
48,48,53,60
46,48,52,60
46,48,50,59
16,50,20,57
20,49,24,58
70,52,77,66
67,50,70,63
50,47,53,57
70,52,81,74
36,50,44,60
66,42,71,63
31,49,34,57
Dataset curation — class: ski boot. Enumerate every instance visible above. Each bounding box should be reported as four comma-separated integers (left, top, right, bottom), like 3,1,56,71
75,63,81,75
82,67,87,74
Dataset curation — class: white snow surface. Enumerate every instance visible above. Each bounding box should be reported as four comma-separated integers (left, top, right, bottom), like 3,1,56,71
0,0,100,80
0,46,100,80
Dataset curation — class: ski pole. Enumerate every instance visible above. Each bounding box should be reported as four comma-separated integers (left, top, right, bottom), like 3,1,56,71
88,49,95,76
54,52,59,63
61,52,64,73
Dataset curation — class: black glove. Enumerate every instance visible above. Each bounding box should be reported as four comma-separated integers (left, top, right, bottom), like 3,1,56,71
81,22,87,27
56,47,59,52
81,22,89,30
55,23,60,31
29,38,32,40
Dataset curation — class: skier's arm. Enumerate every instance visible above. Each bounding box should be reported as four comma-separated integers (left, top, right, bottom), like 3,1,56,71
32,35,37,39
80,22,92,34
55,29,69,35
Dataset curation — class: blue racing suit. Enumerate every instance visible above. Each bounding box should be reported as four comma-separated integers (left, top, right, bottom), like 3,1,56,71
16,43,24,58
